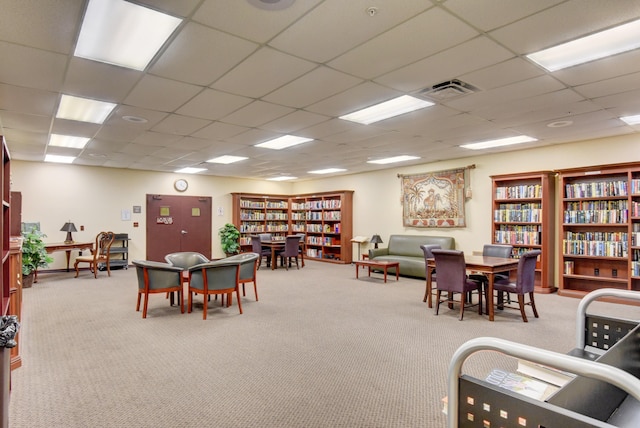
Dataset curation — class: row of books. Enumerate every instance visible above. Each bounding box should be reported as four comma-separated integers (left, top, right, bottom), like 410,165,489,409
563,209,628,224
494,208,542,222
265,213,288,220
565,200,628,210
562,240,628,257
240,210,265,220
564,231,627,241
565,180,628,198
306,236,338,246
305,200,342,210
494,231,541,245
305,223,341,233
306,212,342,220
495,184,543,199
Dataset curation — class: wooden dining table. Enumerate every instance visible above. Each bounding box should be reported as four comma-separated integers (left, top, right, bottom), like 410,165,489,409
426,254,519,321
261,239,305,270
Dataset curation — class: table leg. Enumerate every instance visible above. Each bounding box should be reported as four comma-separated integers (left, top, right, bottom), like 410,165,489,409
487,274,495,321
383,267,388,283
426,267,434,307
355,264,359,279
65,250,71,271
368,266,371,277
395,266,399,281
271,246,277,270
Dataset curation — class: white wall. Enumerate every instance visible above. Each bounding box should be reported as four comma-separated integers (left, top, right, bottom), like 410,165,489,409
12,133,639,273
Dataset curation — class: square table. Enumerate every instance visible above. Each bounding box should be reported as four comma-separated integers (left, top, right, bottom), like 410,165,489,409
426,255,519,321
354,260,400,283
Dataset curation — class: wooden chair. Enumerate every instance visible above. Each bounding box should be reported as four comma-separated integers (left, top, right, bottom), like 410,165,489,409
279,235,301,270
491,250,541,322
421,244,441,303
133,260,184,318
74,231,115,278
431,249,483,321
225,253,260,301
187,260,242,320
251,235,271,269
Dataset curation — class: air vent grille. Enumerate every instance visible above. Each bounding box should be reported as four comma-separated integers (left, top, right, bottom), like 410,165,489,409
416,79,479,101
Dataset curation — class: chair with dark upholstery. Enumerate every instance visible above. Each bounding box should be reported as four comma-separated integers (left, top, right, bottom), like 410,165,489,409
295,233,306,267
431,249,483,321
251,235,271,269
187,260,242,320
470,244,514,283
279,235,301,270
74,231,115,278
421,244,441,303
224,252,260,301
491,250,541,322
133,260,184,318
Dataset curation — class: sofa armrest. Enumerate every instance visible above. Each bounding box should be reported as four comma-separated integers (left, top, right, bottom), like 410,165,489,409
369,248,388,258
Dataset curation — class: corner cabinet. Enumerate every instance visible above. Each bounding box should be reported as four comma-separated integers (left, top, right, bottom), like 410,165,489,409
232,190,353,264
557,162,639,298
491,171,556,292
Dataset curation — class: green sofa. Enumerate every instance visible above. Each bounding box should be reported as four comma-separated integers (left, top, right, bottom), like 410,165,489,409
368,234,455,278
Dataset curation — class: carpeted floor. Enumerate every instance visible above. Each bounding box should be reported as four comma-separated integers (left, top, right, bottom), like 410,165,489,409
7,261,639,427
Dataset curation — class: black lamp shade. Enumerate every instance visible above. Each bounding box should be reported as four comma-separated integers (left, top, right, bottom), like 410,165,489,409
61,222,77,243
371,234,383,249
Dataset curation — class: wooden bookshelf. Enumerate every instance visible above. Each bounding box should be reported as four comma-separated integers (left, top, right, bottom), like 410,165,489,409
491,171,556,293
232,190,353,264
557,162,640,298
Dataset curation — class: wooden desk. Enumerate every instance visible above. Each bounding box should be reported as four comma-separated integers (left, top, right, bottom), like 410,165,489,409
426,255,518,321
42,242,93,279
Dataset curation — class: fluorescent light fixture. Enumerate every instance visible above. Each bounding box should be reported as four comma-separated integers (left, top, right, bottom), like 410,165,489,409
308,168,347,174
175,167,206,174
206,155,248,164
340,95,434,125
621,114,640,125
48,134,91,149
268,176,297,181
461,135,537,150
526,18,640,72
367,155,420,165
45,154,75,164
74,0,182,71
56,95,116,124
255,135,313,150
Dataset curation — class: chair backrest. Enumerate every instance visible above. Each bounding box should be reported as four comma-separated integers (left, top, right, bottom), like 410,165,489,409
188,260,239,292
258,233,272,242
420,244,441,260
431,249,468,293
283,235,300,257
482,244,513,258
251,236,262,253
224,253,259,281
132,260,183,291
96,231,115,259
515,250,541,294
164,251,209,269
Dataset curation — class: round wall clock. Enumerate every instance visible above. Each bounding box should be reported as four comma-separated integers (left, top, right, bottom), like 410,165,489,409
174,179,188,192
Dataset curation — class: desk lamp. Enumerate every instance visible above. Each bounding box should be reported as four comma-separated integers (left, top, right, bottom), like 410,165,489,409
370,234,383,249
60,222,77,244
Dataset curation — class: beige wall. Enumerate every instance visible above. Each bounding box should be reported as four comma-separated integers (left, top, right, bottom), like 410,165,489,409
12,133,639,276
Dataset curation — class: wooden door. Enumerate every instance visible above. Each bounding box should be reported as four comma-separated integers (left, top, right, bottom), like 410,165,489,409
146,195,212,262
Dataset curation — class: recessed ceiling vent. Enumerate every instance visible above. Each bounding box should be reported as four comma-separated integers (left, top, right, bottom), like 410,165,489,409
416,79,479,101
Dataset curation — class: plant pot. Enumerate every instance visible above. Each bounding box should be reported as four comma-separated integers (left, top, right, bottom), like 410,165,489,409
22,272,34,289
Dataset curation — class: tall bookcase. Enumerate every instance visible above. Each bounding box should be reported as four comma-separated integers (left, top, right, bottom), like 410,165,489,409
558,162,640,298
1,136,10,428
231,190,353,264
491,171,556,293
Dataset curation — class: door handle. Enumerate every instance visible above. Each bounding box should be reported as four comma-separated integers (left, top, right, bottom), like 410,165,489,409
181,230,188,235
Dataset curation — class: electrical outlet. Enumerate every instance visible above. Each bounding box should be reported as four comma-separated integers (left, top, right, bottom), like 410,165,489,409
612,269,617,277
594,268,600,276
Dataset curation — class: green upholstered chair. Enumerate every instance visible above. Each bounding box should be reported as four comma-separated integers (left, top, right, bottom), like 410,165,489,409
187,260,241,320
133,260,184,319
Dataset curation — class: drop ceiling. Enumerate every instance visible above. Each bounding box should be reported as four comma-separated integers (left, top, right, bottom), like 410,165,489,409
1,0,640,181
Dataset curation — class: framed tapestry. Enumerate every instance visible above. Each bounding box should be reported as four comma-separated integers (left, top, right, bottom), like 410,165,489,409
400,168,466,227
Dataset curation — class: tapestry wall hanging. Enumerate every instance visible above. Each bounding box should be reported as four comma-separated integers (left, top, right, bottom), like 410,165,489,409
400,168,466,228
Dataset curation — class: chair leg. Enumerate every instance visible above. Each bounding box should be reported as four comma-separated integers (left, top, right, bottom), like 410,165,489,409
295,256,299,269
242,283,246,297
435,290,442,315
142,293,149,318
136,292,141,312
459,292,466,321
477,287,483,315
188,291,193,314
178,290,184,314
74,261,80,278
518,295,528,322
253,280,258,301
529,292,539,318
236,287,243,315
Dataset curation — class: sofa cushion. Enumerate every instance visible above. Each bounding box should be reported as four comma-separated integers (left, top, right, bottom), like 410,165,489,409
387,235,454,257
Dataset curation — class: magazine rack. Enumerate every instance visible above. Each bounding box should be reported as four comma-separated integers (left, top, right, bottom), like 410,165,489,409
447,289,640,427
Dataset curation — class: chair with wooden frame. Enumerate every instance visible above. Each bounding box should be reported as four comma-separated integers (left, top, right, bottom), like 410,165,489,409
225,252,260,301
279,235,301,270
250,235,271,269
73,231,115,278
431,249,483,321
164,251,210,304
187,260,242,320
491,250,541,322
421,244,441,303
133,260,185,318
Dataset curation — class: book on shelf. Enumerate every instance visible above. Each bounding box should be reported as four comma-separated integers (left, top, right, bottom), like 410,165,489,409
485,368,558,401
516,359,575,387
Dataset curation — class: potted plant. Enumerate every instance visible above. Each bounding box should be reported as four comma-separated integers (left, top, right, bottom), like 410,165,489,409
21,228,53,288
218,223,240,256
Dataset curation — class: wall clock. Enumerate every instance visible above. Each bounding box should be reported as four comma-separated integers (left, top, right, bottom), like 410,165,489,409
174,179,188,192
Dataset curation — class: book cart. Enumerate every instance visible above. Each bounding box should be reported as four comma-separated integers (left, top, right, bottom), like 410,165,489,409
446,288,640,427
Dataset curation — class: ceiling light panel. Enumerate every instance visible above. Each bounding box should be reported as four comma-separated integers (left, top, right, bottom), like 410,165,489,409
308,168,347,174
621,114,640,125
175,167,206,174
268,176,297,181
461,135,537,150
56,94,116,124
340,95,434,125
207,155,249,164
367,155,420,165
75,0,182,71
526,19,640,72
49,134,91,149
44,155,76,164
255,135,313,150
